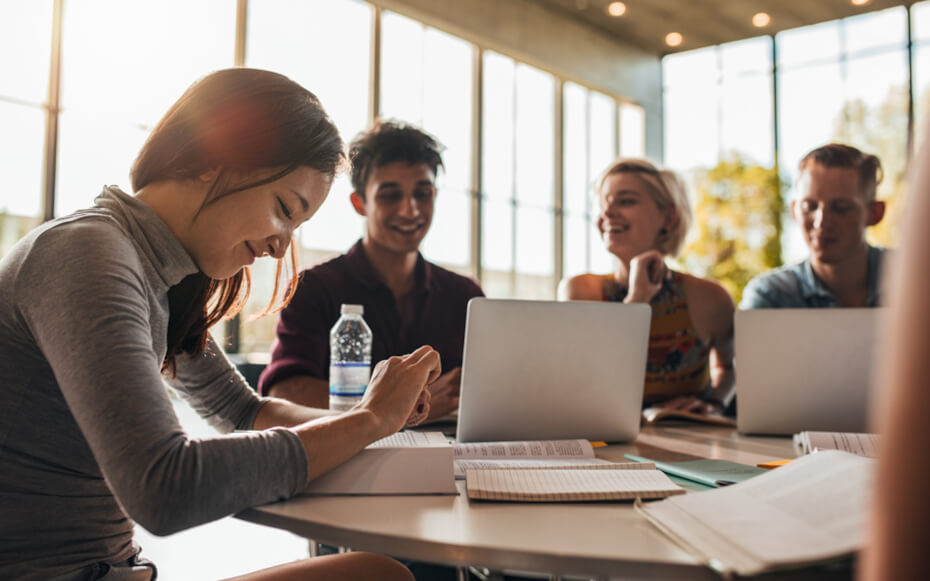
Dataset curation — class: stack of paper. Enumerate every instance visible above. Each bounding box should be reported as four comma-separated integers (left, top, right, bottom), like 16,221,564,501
793,431,879,457
637,451,876,577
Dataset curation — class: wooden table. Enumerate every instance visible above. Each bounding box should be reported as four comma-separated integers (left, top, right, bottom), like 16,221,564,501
238,424,804,579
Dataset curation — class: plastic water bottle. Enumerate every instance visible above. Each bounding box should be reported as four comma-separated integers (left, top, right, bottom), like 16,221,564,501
329,304,372,411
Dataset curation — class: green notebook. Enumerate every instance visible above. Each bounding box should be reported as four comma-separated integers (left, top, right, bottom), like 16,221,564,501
624,454,766,489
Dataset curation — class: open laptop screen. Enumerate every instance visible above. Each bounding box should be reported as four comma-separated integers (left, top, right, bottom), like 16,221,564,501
735,308,885,435
456,298,651,443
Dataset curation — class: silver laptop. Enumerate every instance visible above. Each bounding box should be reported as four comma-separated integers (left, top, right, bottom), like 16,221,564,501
736,308,885,435
456,298,651,443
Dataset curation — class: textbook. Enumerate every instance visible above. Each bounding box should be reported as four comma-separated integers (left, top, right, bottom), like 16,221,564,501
303,431,456,495
641,406,737,428
793,431,879,458
466,464,684,502
452,438,613,479
637,451,876,577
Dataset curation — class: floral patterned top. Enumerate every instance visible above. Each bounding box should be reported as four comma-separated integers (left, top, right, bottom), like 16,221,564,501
603,270,710,404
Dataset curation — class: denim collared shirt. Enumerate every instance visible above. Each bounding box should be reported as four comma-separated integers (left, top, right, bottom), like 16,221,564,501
739,245,886,309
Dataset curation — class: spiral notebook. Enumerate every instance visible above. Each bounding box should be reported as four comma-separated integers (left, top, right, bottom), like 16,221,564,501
466,464,684,502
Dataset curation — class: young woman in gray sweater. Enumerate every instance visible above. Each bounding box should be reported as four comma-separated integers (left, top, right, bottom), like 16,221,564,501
0,68,433,581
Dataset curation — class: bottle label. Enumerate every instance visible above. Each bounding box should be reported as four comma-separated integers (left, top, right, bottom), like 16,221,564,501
329,362,370,397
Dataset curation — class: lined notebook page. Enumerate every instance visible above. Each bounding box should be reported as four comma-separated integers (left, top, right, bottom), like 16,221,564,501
455,459,653,479
458,459,650,472
467,468,684,502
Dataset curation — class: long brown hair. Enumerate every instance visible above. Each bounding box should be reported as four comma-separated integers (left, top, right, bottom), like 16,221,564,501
131,68,344,374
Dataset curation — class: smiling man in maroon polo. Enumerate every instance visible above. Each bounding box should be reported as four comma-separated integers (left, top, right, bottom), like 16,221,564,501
259,121,483,421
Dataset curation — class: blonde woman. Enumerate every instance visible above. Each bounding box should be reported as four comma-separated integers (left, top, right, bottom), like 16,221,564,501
558,159,734,416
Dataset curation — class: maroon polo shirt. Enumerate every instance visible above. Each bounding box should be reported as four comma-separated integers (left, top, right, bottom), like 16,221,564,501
258,240,484,395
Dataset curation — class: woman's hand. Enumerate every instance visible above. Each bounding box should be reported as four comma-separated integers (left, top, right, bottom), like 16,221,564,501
356,345,441,438
625,250,667,304
289,346,440,484
651,395,723,416
424,367,461,421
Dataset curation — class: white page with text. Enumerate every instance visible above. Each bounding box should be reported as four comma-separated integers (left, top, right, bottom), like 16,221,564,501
453,439,594,459
638,451,875,576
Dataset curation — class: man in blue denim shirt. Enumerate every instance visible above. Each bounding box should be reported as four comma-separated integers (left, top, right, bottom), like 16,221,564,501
741,143,887,309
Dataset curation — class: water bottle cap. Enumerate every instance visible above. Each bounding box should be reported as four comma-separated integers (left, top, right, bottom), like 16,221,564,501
341,304,364,315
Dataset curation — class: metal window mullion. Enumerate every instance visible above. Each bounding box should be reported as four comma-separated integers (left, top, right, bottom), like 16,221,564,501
369,5,382,125
839,20,850,135
584,90,592,272
771,34,785,266
659,57,666,165
716,46,724,165
510,64,518,296
225,0,250,355
41,0,63,223
614,97,621,158
234,0,247,66
471,46,483,282
907,5,916,162
553,78,564,293
772,35,781,181
418,21,427,126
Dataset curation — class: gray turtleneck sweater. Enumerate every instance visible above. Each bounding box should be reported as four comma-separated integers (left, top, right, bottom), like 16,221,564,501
0,187,309,580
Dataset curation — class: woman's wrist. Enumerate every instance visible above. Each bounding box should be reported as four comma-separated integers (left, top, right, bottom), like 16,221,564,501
344,407,392,441
623,292,650,304
700,394,727,412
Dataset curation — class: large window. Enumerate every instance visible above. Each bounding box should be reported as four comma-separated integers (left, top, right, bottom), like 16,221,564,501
481,52,556,299
663,37,775,297
664,37,773,172
663,47,720,172
380,12,473,272
243,0,372,353
914,2,930,153
56,0,236,217
562,82,621,280
777,6,909,260
619,102,646,158
0,0,52,253
3,1,650,354
664,5,917,291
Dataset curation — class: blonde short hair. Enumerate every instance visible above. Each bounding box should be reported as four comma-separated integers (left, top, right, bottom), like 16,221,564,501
596,158,692,256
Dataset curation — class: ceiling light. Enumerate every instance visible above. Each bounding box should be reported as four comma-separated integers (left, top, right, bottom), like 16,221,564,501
607,2,627,17
752,12,771,28
850,0,870,5
665,32,683,47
